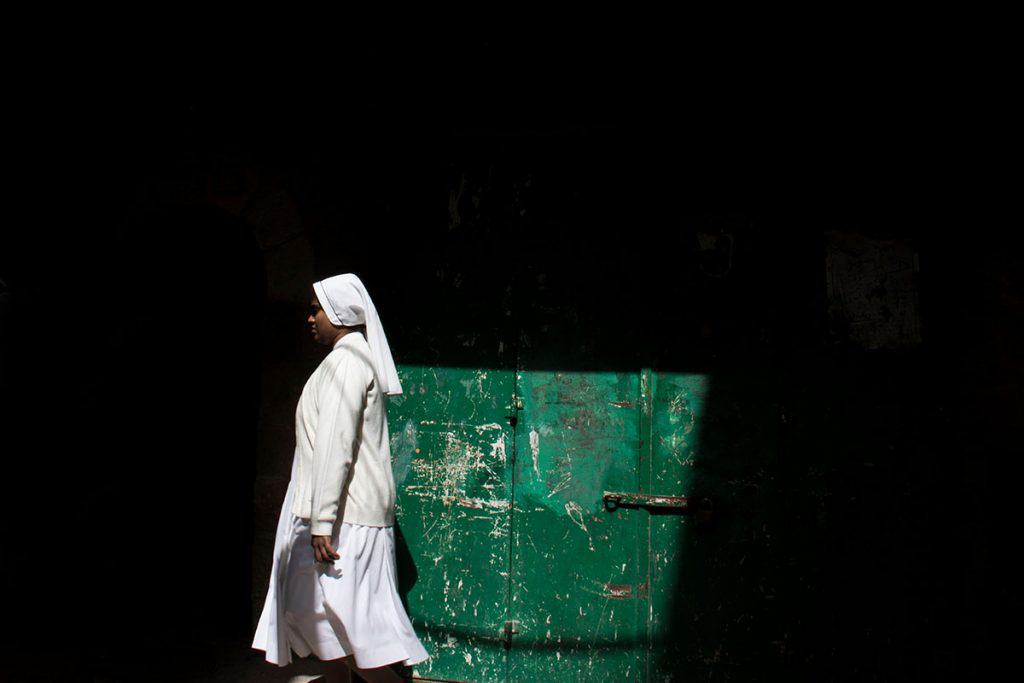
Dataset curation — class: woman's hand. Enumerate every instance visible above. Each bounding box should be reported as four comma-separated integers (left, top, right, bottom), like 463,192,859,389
311,535,341,563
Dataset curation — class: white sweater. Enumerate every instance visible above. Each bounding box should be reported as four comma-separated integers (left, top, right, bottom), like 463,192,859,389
289,330,397,535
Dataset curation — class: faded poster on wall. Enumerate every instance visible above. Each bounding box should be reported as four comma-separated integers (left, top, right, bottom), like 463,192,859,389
825,230,922,349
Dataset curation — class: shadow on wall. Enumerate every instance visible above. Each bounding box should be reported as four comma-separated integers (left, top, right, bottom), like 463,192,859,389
374,219,957,680
0,203,268,681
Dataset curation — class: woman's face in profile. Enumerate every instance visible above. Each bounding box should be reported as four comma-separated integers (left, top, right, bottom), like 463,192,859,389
308,295,339,345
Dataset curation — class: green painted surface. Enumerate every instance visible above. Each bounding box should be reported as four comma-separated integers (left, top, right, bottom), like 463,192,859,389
647,369,782,681
387,365,516,682
509,370,647,682
646,370,710,681
387,363,775,681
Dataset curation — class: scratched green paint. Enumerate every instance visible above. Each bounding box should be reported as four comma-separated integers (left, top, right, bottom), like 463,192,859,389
387,365,767,682
508,370,647,682
387,365,516,682
645,371,708,681
647,370,782,681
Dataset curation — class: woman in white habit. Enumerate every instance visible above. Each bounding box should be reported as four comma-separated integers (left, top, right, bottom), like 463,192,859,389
252,273,430,683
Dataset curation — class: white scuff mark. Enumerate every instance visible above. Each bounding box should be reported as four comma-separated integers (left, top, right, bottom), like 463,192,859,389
564,500,595,551
423,514,442,542
530,429,541,480
490,435,507,465
487,514,507,538
410,429,506,552
459,372,489,400
463,652,473,666
546,614,552,624
419,420,438,425
440,495,510,510
560,426,574,467
640,373,650,416
547,473,572,497
556,651,562,661
474,422,503,432
524,532,543,558
621,563,626,573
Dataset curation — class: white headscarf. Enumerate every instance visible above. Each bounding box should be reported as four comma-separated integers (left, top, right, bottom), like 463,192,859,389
312,273,403,396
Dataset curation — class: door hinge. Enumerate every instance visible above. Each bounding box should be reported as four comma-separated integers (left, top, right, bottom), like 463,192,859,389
505,396,524,426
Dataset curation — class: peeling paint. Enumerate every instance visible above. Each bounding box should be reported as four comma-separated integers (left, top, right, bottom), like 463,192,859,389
391,367,728,680
564,500,595,551
602,583,633,598
490,435,507,465
530,428,541,480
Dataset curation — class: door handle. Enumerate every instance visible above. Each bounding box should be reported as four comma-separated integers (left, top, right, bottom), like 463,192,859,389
603,491,713,520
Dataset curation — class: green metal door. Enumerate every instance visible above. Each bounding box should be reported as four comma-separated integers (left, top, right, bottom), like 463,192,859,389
387,364,517,682
388,362,766,681
645,369,783,680
387,361,653,681
507,367,648,681
646,370,712,681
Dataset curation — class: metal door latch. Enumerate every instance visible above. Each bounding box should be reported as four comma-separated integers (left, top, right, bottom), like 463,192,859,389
603,491,713,520
505,396,524,426
502,620,520,650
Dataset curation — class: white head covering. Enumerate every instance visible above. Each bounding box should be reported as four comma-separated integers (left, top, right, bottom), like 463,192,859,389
312,273,403,396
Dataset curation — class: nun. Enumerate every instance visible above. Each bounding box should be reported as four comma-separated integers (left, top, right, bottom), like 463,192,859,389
252,273,430,683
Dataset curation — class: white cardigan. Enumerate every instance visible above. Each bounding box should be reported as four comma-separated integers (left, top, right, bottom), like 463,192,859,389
289,331,397,535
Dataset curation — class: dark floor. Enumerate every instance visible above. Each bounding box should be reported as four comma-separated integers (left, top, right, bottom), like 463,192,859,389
0,637,421,682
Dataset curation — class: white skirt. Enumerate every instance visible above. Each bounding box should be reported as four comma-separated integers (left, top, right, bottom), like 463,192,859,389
253,467,430,670
283,515,430,668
